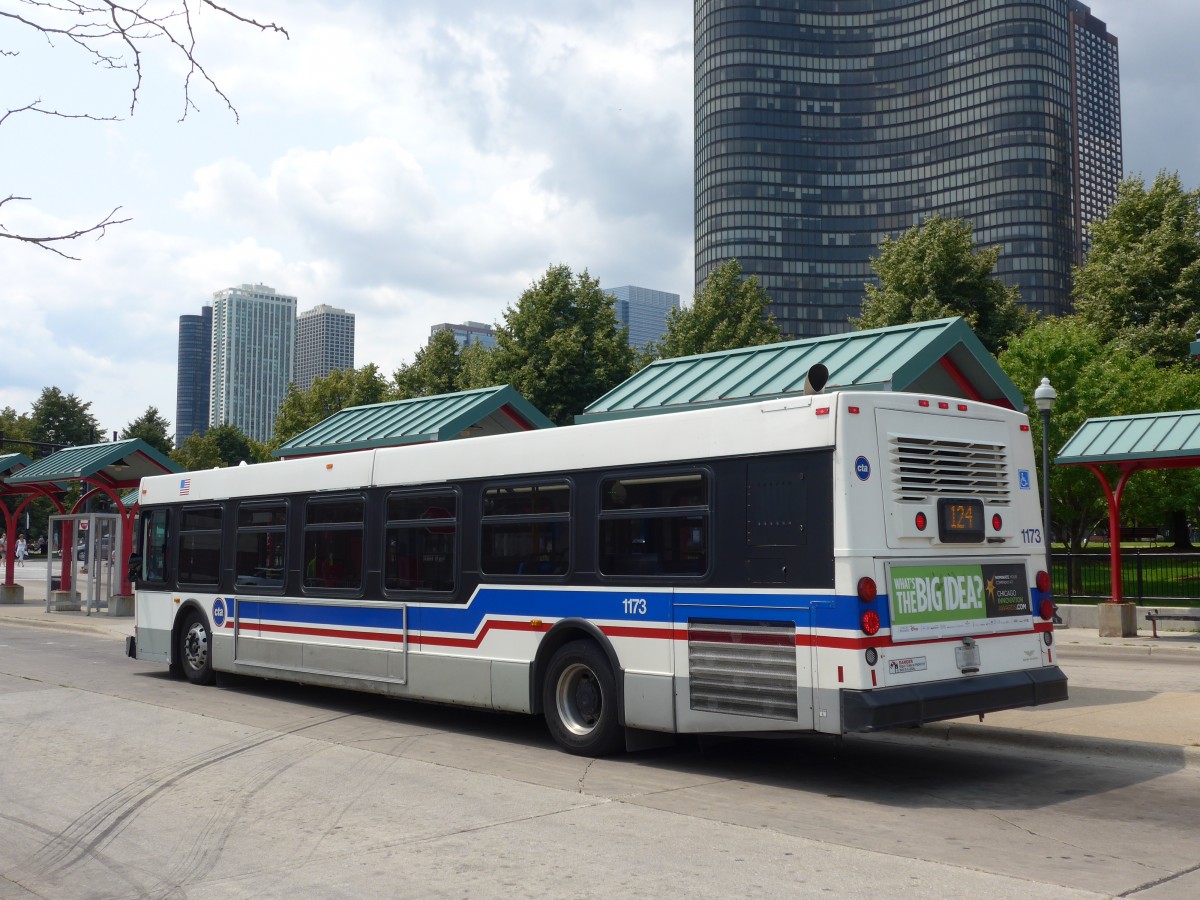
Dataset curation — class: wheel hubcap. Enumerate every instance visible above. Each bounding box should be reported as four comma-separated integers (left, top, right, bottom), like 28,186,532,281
556,662,602,736
183,622,208,672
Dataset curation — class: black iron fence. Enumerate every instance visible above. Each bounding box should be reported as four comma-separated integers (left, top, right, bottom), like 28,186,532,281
1053,551,1200,602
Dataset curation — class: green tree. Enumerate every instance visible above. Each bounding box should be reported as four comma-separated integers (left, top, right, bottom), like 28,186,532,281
29,387,100,448
271,365,392,447
487,265,636,425
172,424,269,470
855,215,1033,354
120,406,173,457
394,329,466,398
649,260,781,361
999,317,1200,555
1073,171,1200,367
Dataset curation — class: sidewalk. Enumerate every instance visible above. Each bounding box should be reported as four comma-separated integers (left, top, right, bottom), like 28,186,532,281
2,572,1198,767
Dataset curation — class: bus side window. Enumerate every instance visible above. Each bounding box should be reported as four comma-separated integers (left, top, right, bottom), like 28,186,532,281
140,508,170,585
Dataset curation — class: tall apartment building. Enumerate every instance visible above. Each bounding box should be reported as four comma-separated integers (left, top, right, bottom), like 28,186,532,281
295,304,356,391
430,321,498,350
605,285,681,348
1070,1,1122,260
695,0,1122,338
175,304,212,447
209,283,297,443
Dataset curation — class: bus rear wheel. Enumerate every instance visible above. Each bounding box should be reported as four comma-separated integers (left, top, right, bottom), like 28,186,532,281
542,640,623,756
178,611,215,686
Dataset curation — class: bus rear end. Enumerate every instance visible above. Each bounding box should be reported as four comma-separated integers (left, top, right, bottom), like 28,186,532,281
827,391,1067,734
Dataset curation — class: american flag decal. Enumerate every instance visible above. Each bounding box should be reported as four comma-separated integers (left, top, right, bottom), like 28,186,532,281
179,478,191,496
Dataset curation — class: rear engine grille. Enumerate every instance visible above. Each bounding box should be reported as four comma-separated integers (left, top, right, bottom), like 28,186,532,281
688,621,798,720
891,435,1010,504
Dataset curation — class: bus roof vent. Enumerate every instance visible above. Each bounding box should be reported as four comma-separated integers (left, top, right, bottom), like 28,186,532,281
889,435,1011,504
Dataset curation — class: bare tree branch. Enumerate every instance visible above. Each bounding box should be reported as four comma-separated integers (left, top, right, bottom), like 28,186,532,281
1,1,288,257
0,197,132,259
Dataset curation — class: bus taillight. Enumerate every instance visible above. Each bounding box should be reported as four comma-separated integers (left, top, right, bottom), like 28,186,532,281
992,513,1002,531
1039,599,1056,621
1036,570,1051,594
915,511,927,531
857,576,877,603
861,610,881,636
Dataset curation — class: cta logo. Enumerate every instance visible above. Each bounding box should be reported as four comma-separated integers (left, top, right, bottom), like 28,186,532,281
855,456,871,481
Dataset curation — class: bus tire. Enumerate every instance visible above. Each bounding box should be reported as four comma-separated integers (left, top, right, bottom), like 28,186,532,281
542,639,623,756
179,610,215,686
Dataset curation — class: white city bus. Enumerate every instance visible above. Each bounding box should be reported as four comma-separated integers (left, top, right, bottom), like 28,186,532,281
128,386,1067,755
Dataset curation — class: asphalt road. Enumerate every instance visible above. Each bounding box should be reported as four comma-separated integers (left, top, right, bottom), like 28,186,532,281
1,623,1198,899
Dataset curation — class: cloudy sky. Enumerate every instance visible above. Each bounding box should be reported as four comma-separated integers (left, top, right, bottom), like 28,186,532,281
1,0,1197,439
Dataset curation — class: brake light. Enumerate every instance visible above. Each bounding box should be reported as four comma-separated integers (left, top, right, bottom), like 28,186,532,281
915,511,927,531
857,577,877,603
1039,599,1056,620
992,513,1002,531
1036,570,1051,594
860,610,881,636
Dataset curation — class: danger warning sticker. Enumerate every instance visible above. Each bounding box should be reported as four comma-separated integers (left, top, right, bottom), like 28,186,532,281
887,656,927,675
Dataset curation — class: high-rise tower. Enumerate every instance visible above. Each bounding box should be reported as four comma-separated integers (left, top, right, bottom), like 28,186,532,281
209,283,297,442
295,304,355,391
695,0,1122,337
175,305,212,448
605,286,681,348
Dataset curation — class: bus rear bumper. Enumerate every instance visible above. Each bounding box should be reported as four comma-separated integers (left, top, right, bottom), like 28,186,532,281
840,666,1068,733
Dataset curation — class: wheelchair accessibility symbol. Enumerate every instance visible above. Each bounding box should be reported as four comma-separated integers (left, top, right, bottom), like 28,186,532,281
1019,470,1031,490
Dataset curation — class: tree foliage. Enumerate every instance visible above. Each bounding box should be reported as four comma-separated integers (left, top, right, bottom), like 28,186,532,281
999,317,1200,552
173,423,269,470
394,329,466,399
120,406,172,456
271,365,392,448
855,215,1033,354
485,265,636,425
29,387,99,448
1073,172,1200,367
2,1,287,257
648,260,781,361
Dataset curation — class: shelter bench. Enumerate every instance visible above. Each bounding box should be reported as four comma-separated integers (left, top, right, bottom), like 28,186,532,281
1146,609,1200,638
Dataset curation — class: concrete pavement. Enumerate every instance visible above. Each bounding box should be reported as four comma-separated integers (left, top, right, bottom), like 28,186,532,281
2,558,1197,767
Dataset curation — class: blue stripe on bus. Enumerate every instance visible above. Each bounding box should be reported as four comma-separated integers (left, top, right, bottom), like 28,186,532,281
230,586,887,635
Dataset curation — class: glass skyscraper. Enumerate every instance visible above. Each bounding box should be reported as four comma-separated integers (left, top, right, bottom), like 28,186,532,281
695,0,1122,338
605,285,682,349
295,304,355,391
210,283,297,443
175,304,212,448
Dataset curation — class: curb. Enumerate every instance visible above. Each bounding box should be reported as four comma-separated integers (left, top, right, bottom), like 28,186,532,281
1056,641,1200,661
0,612,132,639
865,720,1200,770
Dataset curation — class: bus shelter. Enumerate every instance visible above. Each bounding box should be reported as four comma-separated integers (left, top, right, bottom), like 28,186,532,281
1055,409,1200,635
46,512,121,615
4,439,180,615
1,452,68,605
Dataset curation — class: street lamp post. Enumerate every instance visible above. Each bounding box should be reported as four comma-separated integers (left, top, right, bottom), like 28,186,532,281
1034,376,1057,585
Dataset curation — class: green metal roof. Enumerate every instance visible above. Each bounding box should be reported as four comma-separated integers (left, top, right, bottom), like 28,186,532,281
578,317,1022,422
0,452,34,480
5,438,180,489
1057,410,1200,467
274,385,555,458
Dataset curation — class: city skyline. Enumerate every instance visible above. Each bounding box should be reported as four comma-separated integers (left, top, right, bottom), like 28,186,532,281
0,1,1196,435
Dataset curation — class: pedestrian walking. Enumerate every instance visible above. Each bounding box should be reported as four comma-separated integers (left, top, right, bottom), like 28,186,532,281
16,534,27,566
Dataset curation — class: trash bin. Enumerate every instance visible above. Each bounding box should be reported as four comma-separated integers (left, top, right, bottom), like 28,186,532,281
50,577,61,592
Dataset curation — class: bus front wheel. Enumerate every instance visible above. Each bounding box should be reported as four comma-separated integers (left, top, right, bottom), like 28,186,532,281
178,611,215,686
542,640,622,756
